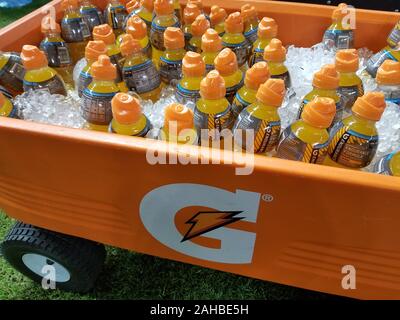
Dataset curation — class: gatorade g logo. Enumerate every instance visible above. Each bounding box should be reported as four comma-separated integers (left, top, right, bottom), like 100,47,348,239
140,184,261,264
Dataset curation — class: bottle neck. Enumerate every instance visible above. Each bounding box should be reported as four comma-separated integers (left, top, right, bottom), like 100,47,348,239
92,79,116,85
45,31,61,39
351,112,377,126
312,86,336,95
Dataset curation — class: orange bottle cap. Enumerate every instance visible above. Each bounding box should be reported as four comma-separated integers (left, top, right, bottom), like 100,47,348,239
126,0,140,13
263,38,286,62
182,51,205,77
376,60,400,86
191,14,210,37
257,17,278,39
62,0,79,10
256,78,285,107
154,0,174,16
245,61,270,90
0,92,5,106
41,15,61,33
312,64,339,90
188,0,203,10
210,5,227,26
85,40,108,61
91,54,117,80
120,34,142,56
140,0,154,12
183,3,201,25
214,48,238,76
112,93,142,124
332,3,351,20
200,70,226,99
164,27,185,50
93,24,116,45
335,49,359,73
126,15,147,40
201,28,222,52
164,103,194,133
352,92,386,121
225,12,244,34
241,4,257,21
302,97,336,129
21,45,48,70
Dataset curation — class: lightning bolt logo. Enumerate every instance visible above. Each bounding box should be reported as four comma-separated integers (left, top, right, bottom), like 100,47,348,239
181,211,244,242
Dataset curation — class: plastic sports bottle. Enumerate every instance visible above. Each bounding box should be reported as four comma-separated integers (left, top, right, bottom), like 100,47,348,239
160,27,185,85
81,54,120,131
104,0,128,37
187,0,207,19
0,92,18,118
335,49,364,114
387,20,400,48
182,3,201,46
376,60,400,106
176,51,205,104
374,151,400,177
40,16,74,87
79,0,104,32
188,14,210,53
119,15,151,59
0,85,13,100
234,78,285,154
120,34,161,102
263,38,291,89
241,4,259,46
173,0,181,23
210,5,226,37
201,28,222,73
109,92,152,136
232,61,270,117
21,45,67,96
277,97,336,164
125,0,153,31
214,48,244,103
124,0,140,28
248,17,277,67
0,52,25,96
326,92,386,169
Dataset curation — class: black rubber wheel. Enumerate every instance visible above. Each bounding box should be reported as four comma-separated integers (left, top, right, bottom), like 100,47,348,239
1,222,106,293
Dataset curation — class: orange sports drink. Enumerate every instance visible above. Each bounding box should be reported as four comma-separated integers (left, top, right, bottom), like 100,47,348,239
376,60,400,106
182,3,201,47
188,14,210,53
249,17,278,67
119,15,151,59
374,150,400,177
0,92,18,118
201,28,222,73
125,0,153,31
0,52,25,96
104,0,128,37
79,0,104,32
263,38,291,90
210,5,226,37
241,4,260,46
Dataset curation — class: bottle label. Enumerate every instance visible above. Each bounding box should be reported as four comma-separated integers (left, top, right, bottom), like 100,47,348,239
387,25,400,47
105,5,127,31
366,49,398,78
81,89,117,125
176,84,200,104
80,7,103,31
40,42,72,67
61,18,91,43
143,42,152,58
78,70,92,97
297,98,343,127
226,78,244,103
234,109,281,153
323,29,354,50
23,75,67,96
123,60,161,94
271,72,291,90
328,121,378,168
222,41,249,67
248,47,264,67
276,126,329,164
194,105,235,137
150,21,181,51
109,53,124,83
338,83,364,112
0,53,25,93
205,64,214,73
244,28,258,45
186,43,201,53
109,116,152,137
384,90,400,106
231,92,251,117
159,57,182,84
374,153,395,176
0,85,13,99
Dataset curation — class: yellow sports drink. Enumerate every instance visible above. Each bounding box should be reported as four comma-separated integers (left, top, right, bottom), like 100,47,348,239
376,60,400,106
214,48,244,103
335,49,364,113
0,52,25,96
60,0,91,64
241,4,259,46
201,28,222,73
182,3,201,47
159,103,198,144
249,17,278,67
120,34,161,102
222,12,249,69
277,97,336,164
173,0,181,23
176,51,205,104
366,42,400,78
387,19,400,48
188,14,210,53
79,0,104,32
104,0,128,37
374,151,400,177
233,78,285,154
263,38,291,89
326,92,386,169
0,92,18,118
297,64,341,126
40,16,74,87
210,5,226,37
81,55,120,131
322,3,354,50
232,61,270,117
21,45,67,96
125,0,153,32
119,15,151,59
150,0,180,66
194,70,235,143
109,92,152,136
77,40,108,97
160,27,185,85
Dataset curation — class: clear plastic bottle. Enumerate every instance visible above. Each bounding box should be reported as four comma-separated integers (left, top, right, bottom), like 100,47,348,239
0,52,25,96
173,0,181,23
187,0,208,19
40,15,74,88
120,34,161,102
234,78,285,154
160,27,185,85
104,0,128,37
182,3,201,47
241,4,259,46
109,92,152,136
176,51,205,104
210,5,226,37
81,54,120,131
376,60,400,106
124,0,140,29
248,17,277,67
201,28,222,73
387,20,400,48
214,48,244,103
188,14,210,53
129,0,154,31
232,61,270,118
374,151,400,177
325,92,386,169
277,97,336,164
0,92,18,118
119,15,151,59
263,38,291,89
21,45,67,96
366,42,400,78
79,0,104,32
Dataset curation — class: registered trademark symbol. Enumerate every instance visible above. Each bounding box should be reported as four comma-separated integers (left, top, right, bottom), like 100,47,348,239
262,194,274,202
